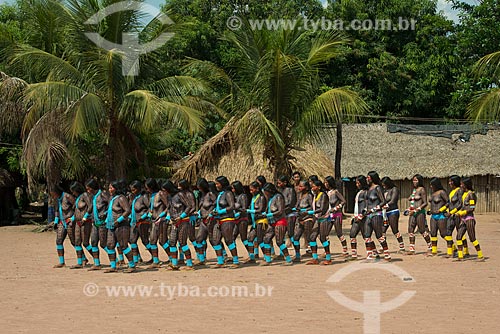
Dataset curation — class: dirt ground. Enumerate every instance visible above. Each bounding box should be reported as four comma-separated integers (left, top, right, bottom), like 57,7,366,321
1,213,499,334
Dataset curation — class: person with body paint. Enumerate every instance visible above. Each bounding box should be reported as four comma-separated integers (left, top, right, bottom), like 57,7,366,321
349,176,368,260
69,181,92,269
444,175,467,258
193,178,214,265
277,175,297,251
381,177,405,253
104,181,134,273
145,178,169,269
129,180,150,264
305,180,330,265
165,180,196,270
86,179,109,270
292,180,314,262
51,184,76,268
232,181,250,258
324,176,348,257
365,171,390,261
261,183,293,266
243,181,267,264
427,177,449,256
455,177,484,262
405,174,431,256
212,176,239,268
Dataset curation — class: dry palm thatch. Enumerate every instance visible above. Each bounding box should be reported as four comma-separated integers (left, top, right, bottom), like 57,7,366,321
173,116,334,184
0,72,28,136
318,123,500,179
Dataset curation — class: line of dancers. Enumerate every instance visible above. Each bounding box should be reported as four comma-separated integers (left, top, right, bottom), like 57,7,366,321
50,171,484,272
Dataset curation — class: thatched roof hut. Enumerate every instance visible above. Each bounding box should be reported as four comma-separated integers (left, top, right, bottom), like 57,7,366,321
318,123,500,179
173,117,334,183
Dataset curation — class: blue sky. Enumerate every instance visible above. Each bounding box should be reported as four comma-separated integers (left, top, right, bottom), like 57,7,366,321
0,0,480,23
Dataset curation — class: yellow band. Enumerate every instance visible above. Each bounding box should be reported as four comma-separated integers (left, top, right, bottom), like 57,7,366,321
456,240,463,246
472,240,479,246
256,218,268,225
449,208,458,215
457,210,467,216
439,205,447,213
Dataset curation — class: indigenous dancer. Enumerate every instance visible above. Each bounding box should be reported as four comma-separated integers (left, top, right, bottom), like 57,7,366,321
87,179,109,270
349,175,368,260
428,177,449,256
305,180,330,265
232,181,250,257
445,175,467,258
146,178,169,269
244,181,267,264
212,176,239,268
69,181,92,269
324,176,348,257
193,178,214,265
104,181,134,273
277,175,297,248
381,176,405,253
129,180,150,264
261,183,293,265
292,171,301,195
256,175,267,188
165,180,196,270
455,177,484,261
292,180,314,262
51,184,76,268
365,171,390,261
405,174,431,256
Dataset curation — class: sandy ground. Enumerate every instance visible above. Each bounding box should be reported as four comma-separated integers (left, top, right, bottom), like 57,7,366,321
1,214,500,334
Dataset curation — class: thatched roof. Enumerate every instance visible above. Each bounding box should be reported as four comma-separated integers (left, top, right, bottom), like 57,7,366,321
176,144,334,184
173,116,334,183
318,123,500,180
0,168,15,187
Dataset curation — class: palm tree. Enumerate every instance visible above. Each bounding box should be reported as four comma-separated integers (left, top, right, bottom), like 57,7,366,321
6,0,214,182
468,51,500,122
177,19,368,181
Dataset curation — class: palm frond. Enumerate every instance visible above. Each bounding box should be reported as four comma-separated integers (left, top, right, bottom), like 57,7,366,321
474,51,500,80
467,88,500,122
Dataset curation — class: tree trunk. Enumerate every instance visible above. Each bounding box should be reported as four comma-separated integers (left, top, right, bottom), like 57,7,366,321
334,120,342,180
104,120,117,183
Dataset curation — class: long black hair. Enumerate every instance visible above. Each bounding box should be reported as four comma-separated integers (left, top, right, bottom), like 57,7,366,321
325,176,337,190
130,180,144,194
262,182,278,196
85,178,100,191
208,181,217,194
430,177,444,191
70,181,85,196
449,175,461,188
278,175,291,187
162,180,179,195
197,178,209,193
356,175,368,190
231,181,245,195
215,176,231,191
145,178,160,193
256,175,267,186
300,180,311,192
462,177,473,191
249,181,261,192
381,176,395,189
110,180,126,196
412,174,424,188
178,179,191,191
367,171,381,185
